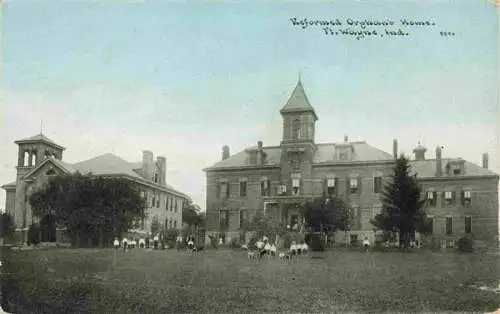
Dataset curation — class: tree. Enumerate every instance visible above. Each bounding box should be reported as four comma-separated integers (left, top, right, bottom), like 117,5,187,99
245,210,286,243
301,196,353,249
182,199,204,228
371,155,430,248
29,173,147,247
0,212,15,239
150,216,161,236
301,196,352,233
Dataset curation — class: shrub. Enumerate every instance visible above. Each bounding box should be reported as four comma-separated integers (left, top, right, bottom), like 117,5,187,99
310,233,325,252
230,237,241,249
27,223,41,246
457,236,474,252
208,235,218,249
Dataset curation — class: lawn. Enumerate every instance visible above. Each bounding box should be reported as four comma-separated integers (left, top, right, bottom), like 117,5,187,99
2,247,499,313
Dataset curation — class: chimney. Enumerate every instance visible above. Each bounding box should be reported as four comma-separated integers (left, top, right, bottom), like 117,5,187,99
142,150,154,180
482,153,489,169
344,135,348,142
393,139,398,159
257,141,263,165
157,156,167,186
435,146,442,177
222,146,230,160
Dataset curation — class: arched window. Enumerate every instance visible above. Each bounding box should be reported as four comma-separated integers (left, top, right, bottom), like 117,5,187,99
292,119,301,140
24,151,29,166
32,153,37,165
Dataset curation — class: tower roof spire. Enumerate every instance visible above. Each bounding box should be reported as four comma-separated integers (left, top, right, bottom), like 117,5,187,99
280,77,318,120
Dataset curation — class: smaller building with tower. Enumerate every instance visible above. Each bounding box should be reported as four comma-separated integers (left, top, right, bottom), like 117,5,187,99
203,79,499,248
2,133,190,244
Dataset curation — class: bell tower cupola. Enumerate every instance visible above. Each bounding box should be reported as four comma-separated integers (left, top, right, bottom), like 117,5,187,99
15,133,65,171
280,78,318,145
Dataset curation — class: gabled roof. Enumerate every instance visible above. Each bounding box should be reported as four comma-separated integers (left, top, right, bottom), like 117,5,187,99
1,153,189,198
313,142,394,163
280,80,318,120
410,158,498,179
14,133,65,150
204,141,395,171
206,146,282,170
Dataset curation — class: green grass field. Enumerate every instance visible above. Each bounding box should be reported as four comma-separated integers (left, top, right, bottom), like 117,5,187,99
2,248,499,313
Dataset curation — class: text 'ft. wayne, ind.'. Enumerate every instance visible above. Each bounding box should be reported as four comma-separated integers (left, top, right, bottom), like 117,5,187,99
290,18,456,40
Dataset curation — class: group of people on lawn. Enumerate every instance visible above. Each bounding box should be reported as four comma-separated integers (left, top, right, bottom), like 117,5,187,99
113,234,198,251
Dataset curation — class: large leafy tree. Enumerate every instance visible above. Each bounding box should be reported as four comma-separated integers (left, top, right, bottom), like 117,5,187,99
29,173,147,247
301,196,352,234
182,199,204,228
371,155,431,248
0,212,15,239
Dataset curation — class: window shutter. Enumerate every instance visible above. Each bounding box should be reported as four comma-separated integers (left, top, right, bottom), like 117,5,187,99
346,177,350,196
226,183,230,198
358,178,362,195
334,178,339,195
452,191,456,206
460,191,465,206
216,184,220,199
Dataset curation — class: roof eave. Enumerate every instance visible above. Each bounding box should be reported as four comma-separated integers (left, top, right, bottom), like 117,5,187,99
14,139,66,151
204,164,281,172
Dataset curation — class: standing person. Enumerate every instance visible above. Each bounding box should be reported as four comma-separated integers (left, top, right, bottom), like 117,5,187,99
113,237,120,250
188,237,194,250
363,237,370,252
153,235,159,250
122,237,128,252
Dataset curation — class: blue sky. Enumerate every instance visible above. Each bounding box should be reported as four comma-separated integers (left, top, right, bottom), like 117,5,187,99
1,0,499,210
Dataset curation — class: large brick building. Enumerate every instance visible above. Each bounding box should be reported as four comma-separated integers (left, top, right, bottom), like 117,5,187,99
203,80,499,247
2,133,189,243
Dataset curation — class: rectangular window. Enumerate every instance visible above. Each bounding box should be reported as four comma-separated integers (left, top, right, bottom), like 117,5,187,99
239,181,247,197
445,217,453,235
427,191,437,207
278,184,287,195
151,195,155,208
373,177,382,194
445,191,452,205
292,179,300,195
427,216,434,235
239,210,246,229
350,178,358,194
326,178,337,195
465,216,472,233
219,183,229,199
170,197,173,211
156,194,160,208
260,179,270,196
462,190,472,206
174,220,177,228
174,199,178,213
